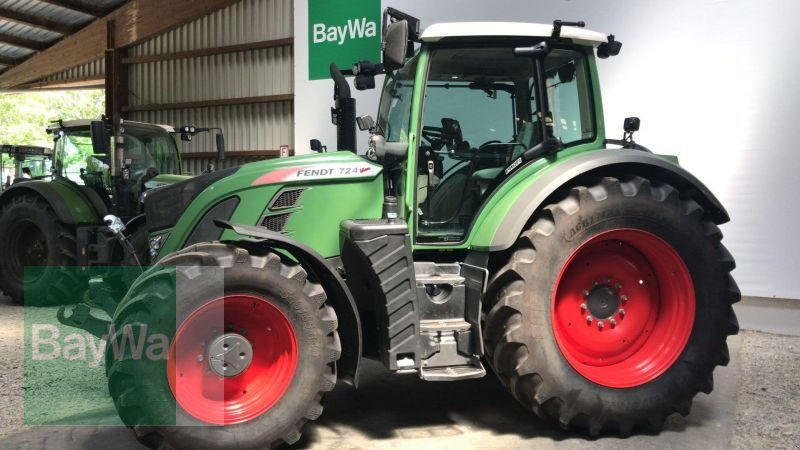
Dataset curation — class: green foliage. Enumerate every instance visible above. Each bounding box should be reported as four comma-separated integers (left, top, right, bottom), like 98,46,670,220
0,90,104,170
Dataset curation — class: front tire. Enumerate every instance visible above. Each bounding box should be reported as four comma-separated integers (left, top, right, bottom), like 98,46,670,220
105,243,340,449
484,177,739,436
0,194,85,306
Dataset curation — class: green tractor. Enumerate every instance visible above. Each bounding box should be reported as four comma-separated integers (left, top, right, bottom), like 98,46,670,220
0,144,54,190
83,9,737,448
0,119,223,305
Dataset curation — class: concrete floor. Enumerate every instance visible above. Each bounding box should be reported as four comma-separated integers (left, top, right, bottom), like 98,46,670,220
1,293,798,449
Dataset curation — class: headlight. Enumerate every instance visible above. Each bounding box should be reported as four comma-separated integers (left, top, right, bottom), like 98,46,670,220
149,233,169,259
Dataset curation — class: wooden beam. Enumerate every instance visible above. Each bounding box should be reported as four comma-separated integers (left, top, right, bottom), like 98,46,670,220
0,7,77,35
0,0,241,89
13,76,104,90
123,38,294,65
36,0,110,17
0,33,49,52
181,150,293,159
124,94,294,113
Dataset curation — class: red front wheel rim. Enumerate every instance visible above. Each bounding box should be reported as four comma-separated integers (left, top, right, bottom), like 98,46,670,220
551,229,695,388
167,294,298,425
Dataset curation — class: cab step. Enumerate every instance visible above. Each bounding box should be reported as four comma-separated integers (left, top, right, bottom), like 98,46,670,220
420,360,486,381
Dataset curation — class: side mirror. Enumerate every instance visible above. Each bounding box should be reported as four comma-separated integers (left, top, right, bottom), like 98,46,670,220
90,121,109,154
215,133,225,160
383,19,409,71
357,115,375,131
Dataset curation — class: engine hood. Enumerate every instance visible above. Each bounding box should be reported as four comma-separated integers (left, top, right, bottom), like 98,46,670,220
239,151,382,186
144,174,192,190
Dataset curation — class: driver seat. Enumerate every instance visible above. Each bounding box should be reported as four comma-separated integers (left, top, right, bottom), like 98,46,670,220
471,121,537,195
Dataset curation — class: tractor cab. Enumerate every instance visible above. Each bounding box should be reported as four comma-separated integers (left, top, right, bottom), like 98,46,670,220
49,119,184,214
353,14,619,246
0,144,54,191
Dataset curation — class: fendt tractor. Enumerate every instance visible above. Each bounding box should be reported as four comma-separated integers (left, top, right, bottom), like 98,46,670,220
0,119,224,305
67,9,738,449
0,144,54,190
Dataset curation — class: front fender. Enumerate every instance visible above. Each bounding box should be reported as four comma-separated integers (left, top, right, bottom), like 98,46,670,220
0,179,101,225
471,148,729,252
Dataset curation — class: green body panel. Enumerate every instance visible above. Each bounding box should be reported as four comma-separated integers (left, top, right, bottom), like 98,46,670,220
155,152,384,260
49,178,103,223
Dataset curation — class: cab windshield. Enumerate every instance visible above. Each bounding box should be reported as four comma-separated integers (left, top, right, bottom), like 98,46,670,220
377,55,419,143
416,45,596,243
56,124,181,185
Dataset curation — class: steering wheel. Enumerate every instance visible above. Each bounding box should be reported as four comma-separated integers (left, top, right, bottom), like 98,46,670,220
478,140,503,149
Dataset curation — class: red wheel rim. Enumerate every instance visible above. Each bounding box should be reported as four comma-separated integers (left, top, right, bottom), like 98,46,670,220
167,294,298,425
551,229,695,388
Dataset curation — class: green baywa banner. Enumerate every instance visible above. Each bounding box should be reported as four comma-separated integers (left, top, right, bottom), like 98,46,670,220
308,0,382,80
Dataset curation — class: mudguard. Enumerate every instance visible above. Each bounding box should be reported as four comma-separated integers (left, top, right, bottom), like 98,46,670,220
479,148,729,252
215,220,363,386
0,179,102,225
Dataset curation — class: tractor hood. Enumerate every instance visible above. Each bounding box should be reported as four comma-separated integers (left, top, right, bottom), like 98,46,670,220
145,152,382,233
144,174,192,191
238,151,382,187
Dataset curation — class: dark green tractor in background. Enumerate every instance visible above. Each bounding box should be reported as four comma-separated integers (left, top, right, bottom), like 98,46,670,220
0,144,53,190
0,119,223,305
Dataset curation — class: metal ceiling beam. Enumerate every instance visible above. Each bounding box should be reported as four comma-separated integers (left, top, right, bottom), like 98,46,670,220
0,33,49,52
36,0,111,18
0,6,77,35
0,54,20,67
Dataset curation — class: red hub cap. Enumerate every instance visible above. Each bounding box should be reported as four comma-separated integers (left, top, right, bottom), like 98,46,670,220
551,229,695,388
167,294,298,425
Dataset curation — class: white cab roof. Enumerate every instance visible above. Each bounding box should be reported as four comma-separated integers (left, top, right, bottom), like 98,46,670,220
47,118,175,133
421,22,608,47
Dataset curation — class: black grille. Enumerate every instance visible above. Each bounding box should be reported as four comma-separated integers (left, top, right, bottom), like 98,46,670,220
261,213,292,232
269,188,304,210
145,166,239,232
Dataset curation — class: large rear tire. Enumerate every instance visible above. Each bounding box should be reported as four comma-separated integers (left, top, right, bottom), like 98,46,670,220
483,176,739,436
0,194,85,306
105,242,340,449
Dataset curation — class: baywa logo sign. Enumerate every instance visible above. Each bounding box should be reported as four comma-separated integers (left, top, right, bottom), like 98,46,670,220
308,0,381,80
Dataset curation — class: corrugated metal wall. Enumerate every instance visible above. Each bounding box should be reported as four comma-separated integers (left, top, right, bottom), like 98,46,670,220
40,58,105,83
126,0,294,173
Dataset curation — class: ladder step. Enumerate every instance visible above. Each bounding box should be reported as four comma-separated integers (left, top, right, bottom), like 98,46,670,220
420,319,471,332
420,361,486,381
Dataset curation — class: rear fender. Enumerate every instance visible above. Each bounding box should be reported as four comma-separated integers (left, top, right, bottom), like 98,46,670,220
475,149,729,252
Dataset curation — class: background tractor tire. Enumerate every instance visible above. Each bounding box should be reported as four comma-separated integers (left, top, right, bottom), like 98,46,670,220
0,194,86,306
483,176,739,436
105,242,340,450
